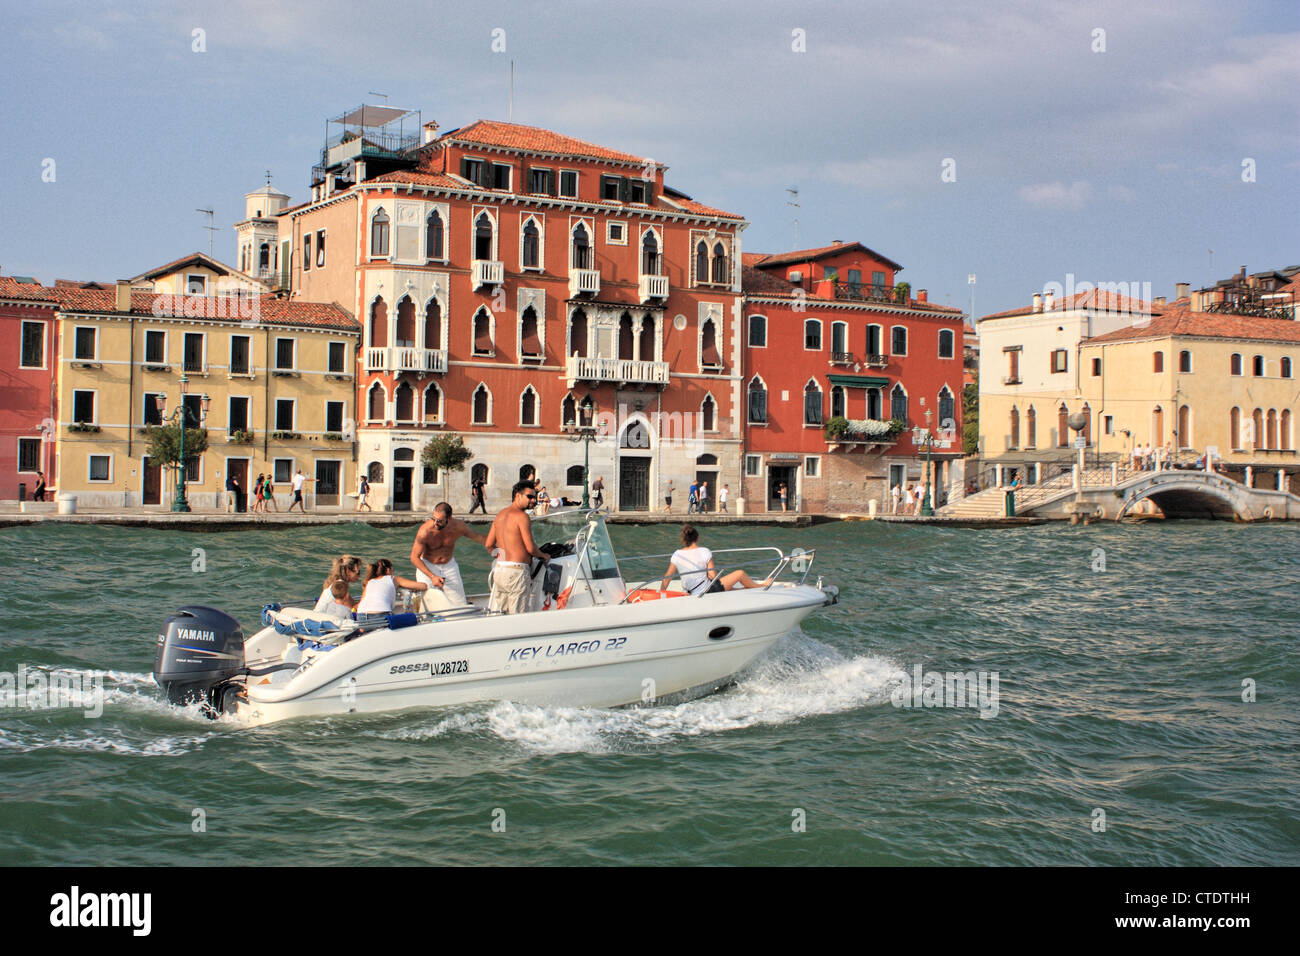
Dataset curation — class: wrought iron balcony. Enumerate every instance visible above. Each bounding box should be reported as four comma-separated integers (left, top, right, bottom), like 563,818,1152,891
569,268,601,298
566,356,669,387
830,351,855,365
639,274,669,302
864,353,888,368
365,347,448,374
831,281,902,305
473,260,504,291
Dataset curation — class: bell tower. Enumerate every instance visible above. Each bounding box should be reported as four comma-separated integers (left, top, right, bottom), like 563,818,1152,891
234,172,291,286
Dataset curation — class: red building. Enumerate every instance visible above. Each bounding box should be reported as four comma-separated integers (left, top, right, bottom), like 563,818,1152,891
0,276,59,501
291,108,746,511
740,242,965,512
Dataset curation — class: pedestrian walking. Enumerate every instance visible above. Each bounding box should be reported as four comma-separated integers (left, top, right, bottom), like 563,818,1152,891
904,484,915,515
698,481,709,514
718,484,729,514
687,480,699,515
287,469,313,513
890,483,901,514
469,476,487,515
253,473,265,513
357,474,372,512
263,475,278,511
592,475,604,508
663,480,675,513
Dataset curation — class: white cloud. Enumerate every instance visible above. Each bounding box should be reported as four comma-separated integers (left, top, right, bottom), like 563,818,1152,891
1019,181,1092,210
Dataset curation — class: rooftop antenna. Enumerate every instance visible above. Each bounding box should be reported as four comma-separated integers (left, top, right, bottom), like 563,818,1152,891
1208,248,1214,282
785,187,800,249
196,208,217,258
509,60,514,121
367,91,388,103
264,169,273,186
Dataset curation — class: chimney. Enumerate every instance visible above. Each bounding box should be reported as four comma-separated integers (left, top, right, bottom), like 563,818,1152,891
1044,291,1055,311
1175,282,1190,300
1239,266,1247,281
1153,296,1166,308
115,280,132,313
423,120,440,144
917,289,927,303
1032,293,1043,312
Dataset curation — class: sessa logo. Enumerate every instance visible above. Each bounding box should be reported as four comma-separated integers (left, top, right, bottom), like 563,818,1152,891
49,886,151,936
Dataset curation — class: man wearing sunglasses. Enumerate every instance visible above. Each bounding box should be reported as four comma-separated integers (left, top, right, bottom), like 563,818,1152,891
410,501,490,612
485,481,551,614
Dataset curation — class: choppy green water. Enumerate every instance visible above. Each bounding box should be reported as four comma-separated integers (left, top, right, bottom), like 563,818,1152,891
1,519,1297,866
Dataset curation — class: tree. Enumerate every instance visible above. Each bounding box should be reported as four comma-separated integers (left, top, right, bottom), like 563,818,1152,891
421,433,473,475
893,280,911,304
963,372,979,457
142,423,208,473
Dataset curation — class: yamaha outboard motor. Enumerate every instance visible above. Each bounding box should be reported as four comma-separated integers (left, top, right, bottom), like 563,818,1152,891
154,606,245,714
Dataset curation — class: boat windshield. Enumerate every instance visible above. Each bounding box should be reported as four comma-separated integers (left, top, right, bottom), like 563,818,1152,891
533,509,622,581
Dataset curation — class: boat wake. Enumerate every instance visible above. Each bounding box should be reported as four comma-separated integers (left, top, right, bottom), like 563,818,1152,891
373,632,902,754
0,667,220,756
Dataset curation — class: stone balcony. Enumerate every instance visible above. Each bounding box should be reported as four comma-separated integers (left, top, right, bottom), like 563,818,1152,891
639,273,669,302
365,347,448,375
569,268,601,298
566,355,670,387
473,259,504,291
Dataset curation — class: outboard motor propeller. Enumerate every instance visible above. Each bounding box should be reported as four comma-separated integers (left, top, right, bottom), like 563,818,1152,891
154,606,245,714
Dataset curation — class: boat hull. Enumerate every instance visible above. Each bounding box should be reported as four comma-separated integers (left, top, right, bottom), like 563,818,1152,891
236,586,828,726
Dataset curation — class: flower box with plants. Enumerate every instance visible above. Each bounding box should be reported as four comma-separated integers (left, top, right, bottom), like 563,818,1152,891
825,416,904,445
229,429,254,444
69,422,101,434
271,430,302,440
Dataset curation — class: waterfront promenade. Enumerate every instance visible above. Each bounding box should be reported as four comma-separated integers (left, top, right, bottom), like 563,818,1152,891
0,503,1047,530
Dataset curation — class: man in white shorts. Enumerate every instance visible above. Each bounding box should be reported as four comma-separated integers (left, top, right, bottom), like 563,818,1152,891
410,502,490,612
485,481,550,614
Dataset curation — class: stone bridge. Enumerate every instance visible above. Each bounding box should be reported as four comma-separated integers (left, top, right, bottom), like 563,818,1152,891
942,466,1299,521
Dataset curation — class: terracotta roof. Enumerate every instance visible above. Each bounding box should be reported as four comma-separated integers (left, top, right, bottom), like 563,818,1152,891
741,262,794,295
981,288,1159,322
1087,303,1300,345
749,241,905,273
368,169,466,190
0,278,57,302
661,195,743,220
443,120,653,166
51,288,357,332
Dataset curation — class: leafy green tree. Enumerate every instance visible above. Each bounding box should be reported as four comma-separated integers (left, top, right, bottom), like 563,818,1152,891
893,280,911,304
142,424,208,473
421,433,474,475
963,374,979,456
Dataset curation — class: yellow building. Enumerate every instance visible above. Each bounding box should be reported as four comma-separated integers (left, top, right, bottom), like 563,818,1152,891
1080,305,1298,489
54,283,360,509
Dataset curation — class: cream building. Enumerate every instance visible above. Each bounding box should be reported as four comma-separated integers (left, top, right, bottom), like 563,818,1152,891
53,284,359,509
977,288,1159,477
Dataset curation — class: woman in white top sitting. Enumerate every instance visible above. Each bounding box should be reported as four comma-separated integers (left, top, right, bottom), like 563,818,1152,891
356,558,428,615
659,525,769,596
313,554,362,615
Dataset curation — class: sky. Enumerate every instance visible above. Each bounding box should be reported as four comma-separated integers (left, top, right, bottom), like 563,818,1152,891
1,0,1296,318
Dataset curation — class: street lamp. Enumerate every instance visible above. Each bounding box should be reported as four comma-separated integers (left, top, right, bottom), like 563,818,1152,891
564,396,602,509
911,408,935,517
156,373,210,512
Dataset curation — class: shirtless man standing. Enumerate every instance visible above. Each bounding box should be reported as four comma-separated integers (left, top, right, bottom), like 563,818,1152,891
410,502,490,612
484,481,550,614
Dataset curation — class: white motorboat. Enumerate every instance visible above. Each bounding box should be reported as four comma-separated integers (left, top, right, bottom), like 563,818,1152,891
153,510,837,726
